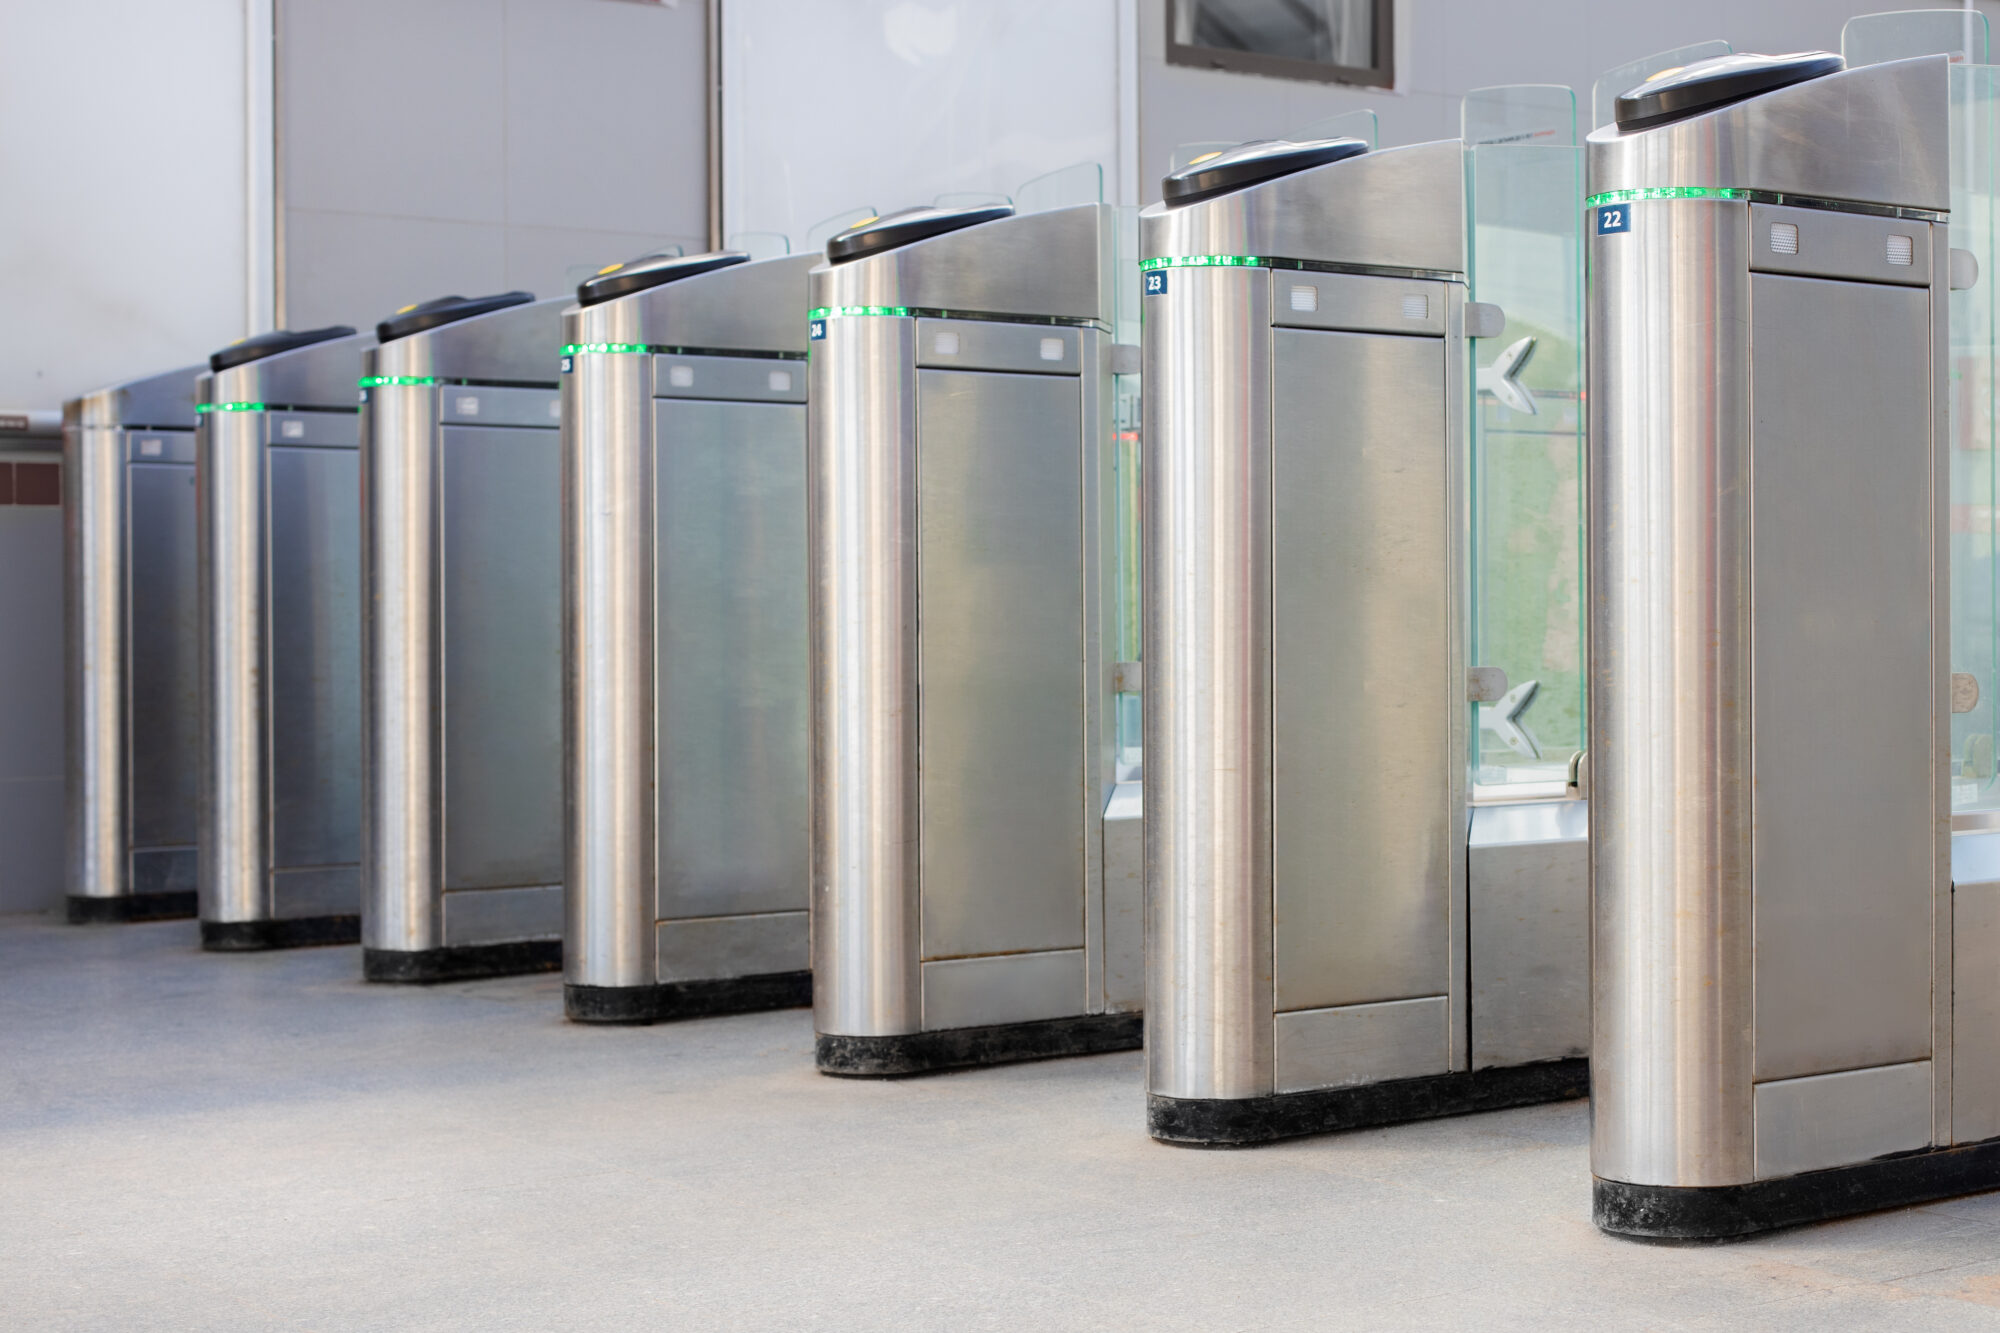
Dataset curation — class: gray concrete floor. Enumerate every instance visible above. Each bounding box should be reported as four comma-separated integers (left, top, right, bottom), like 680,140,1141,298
8,918,2000,1332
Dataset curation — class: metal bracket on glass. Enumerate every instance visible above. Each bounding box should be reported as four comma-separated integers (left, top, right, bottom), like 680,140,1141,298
1467,665,1508,703
1464,302,1506,339
1952,248,1980,292
1566,750,1588,800
1113,661,1143,694
1108,344,1141,375
1954,672,1981,714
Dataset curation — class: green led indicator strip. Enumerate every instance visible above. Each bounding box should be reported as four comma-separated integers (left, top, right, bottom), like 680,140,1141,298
195,401,267,413
357,375,441,389
807,306,915,320
1139,255,1267,271
1585,187,1750,207
561,342,653,356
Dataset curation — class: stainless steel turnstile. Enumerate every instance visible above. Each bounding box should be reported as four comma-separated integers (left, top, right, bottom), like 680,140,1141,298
563,250,818,1023
809,203,1141,1075
64,366,204,922
360,292,567,982
1587,52,1986,1238
197,327,372,951
1141,136,1589,1145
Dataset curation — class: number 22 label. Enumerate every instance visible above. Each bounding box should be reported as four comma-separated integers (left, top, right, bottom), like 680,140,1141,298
1596,205,1631,235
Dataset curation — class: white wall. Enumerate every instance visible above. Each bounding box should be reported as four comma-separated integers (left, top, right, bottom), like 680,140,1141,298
278,0,709,329
1138,0,1972,189
0,0,257,407
721,0,1128,246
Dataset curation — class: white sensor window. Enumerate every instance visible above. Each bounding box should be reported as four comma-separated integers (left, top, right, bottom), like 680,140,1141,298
1290,285,1318,312
280,419,304,439
1401,294,1429,320
768,370,793,392
933,331,960,356
548,400,561,419
1769,223,1799,255
138,438,162,457
1887,234,1915,266
455,395,480,416
1040,337,1064,361
669,364,695,387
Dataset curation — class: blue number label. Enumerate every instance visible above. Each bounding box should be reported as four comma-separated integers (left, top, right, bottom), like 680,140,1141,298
1143,269,1168,296
809,318,827,341
1596,205,1630,235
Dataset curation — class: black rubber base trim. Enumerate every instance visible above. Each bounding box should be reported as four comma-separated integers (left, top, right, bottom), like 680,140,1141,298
564,970,812,1024
364,939,562,984
200,915,360,952
1149,1056,1590,1146
817,1011,1144,1078
1596,1135,2000,1241
66,891,197,924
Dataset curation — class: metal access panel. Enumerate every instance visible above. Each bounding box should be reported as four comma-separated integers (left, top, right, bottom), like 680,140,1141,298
1748,271,1935,1084
1271,323,1451,1016
440,422,562,892
915,365,1086,962
126,448,199,888
267,434,363,894
654,396,809,926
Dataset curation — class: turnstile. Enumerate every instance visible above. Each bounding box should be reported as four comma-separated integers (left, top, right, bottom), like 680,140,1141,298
1587,52,1993,1238
1141,135,1589,1145
809,203,1142,1076
64,366,204,922
197,326,372,950
563,250,818,1023
360,292,567,982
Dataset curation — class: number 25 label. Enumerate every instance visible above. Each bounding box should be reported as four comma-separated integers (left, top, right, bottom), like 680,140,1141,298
1596,205,1631,235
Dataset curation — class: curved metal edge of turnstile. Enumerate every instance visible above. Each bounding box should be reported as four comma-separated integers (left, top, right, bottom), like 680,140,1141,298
1593,1138,2000,1242
815,1013,1143,1079
564,973,812,1026
200,915,359,952
1145,1059,1588,1147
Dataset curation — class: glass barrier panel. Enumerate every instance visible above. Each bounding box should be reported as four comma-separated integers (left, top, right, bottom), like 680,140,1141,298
1590,39,1731,131
1016,162,1105,213
933,191,1013,208
726,231,791,261
1846,17,2000,811
1286,108,1379,147
803,205,880,255
1170,141,1235,172
1110,202,1143,775
1462,84,1585,799
1842,9,1988,66
1954,62,2000,811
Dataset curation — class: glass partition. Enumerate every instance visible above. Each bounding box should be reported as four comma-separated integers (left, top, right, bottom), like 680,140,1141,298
933,190,1013,209
1846,12,2000,812
1286,108,1380,147
726,231,791,261
1590,39,1731,130
1462,84,1585,799
1018,162,1106,214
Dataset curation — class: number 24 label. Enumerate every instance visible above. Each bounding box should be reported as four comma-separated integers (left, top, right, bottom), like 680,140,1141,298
1596,205,1631,235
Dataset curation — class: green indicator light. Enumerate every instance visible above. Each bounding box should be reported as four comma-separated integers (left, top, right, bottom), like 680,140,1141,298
195,401,268,413
807,305,915,319
560,342,653,356
357,375,442,389
1585,187,1750,207
1139,255,1268,271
